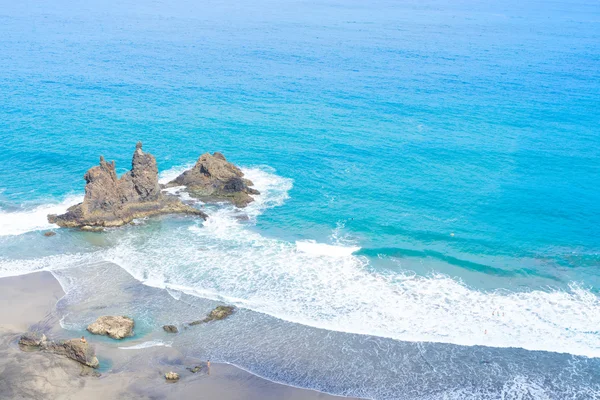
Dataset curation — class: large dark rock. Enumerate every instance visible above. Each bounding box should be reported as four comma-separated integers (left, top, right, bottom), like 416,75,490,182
87,316,134,340
19,332,99,368
47,339,100,369
165,152,259,207
48,142,207,228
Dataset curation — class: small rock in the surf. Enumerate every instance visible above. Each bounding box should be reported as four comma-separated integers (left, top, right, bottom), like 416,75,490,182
162,325,179,334
43,231,56,237
87,315,134,339
188,305,235,326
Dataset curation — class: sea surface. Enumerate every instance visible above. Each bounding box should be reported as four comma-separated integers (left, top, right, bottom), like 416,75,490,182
1,0,599,398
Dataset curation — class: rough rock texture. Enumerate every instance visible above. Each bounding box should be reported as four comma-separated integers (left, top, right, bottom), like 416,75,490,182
47,339,100,369
165,371,180,381
19,333,99,368
19,332,47,347
162,325,178,334
87,316,134,340
189,305,235,326
48,142,207,228
166,152,259,207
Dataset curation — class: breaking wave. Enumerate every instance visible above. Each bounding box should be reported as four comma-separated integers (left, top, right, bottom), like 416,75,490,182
1,165,600,360
0,195,82,236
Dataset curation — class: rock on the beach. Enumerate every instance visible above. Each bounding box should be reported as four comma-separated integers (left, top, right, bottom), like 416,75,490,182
187,365,202,373
165,371,180,381
48,142,207,229
87,316,134,339
162,325,179,334
165,152,259,207
47,339,100,369
19,332,100,369
189,305,235,326
18,332,47,347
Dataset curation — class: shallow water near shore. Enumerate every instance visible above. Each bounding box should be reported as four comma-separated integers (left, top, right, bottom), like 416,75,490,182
1,0,600,398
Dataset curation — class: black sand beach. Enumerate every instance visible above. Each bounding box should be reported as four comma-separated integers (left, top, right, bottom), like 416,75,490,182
0,272,359,400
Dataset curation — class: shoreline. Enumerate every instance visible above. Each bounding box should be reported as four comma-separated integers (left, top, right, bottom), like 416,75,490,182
0,271,361,400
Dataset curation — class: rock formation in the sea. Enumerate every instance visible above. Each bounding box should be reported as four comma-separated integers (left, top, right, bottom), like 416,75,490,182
162,325,178,334
87,316,134,339
19,332,99,368
165,152,259,207
43,231,56,237
188,305,235,326
48,142,207,229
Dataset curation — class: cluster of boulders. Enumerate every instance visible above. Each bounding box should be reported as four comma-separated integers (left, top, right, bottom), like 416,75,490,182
19,332,99,369
20,306,235,381
48,143,259,229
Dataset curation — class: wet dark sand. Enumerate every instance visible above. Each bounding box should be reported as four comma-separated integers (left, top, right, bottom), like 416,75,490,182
0,272,360,400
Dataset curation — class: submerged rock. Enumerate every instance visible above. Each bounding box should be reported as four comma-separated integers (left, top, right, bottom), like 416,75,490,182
165,152,259,207
189,305,235,326
165,371,180,381
18,332,47,347
19,332,99,368
43,231,56,237
48,142,207,228
162,325,178,334
47,339,100,369
87,316,134,340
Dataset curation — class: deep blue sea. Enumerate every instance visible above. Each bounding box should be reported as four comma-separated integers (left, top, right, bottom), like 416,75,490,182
1,0,599,398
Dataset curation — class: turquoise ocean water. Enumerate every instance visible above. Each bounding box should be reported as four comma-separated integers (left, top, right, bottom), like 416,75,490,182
1,0,599,398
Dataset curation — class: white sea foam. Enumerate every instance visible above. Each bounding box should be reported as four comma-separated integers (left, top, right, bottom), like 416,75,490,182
0,163,191,238
0,195,82,236
0,252,101,278
296,240,360,257
158,163,194,185
118,340,172,350
100,167,600,359
2,165,600,360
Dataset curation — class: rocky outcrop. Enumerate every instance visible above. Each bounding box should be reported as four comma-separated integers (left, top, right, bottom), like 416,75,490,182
48,142,207,228
19,333,99,368
162,325,178,334
189,305,235,326
87,316,134,339
165,152,259,207
47,339,100,368
18,332,47,347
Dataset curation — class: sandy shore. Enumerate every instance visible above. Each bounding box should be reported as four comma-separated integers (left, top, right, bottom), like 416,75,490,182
0,272,358,400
